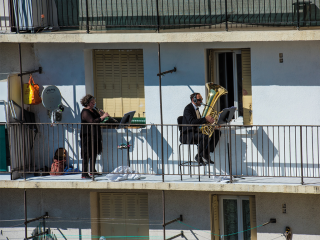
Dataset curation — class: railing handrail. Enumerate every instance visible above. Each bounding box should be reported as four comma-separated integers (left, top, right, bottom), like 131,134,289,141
1,0,319,33
4,123,320,184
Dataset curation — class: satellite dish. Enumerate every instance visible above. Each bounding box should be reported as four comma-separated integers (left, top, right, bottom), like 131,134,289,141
41,85,61,111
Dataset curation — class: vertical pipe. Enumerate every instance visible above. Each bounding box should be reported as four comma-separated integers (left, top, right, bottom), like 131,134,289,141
18,44,24,121
24,189,27,240
86,0,90,33
18,43,25,180
300,126,304,184
162,190,166,240
158,43,164,182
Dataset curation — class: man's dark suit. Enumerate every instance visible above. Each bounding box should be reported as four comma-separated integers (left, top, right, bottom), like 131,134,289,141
180,103,220,161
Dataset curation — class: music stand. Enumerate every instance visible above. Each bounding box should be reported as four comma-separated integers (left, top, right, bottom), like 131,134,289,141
118,111,136,128
117,111,136,167
217,107,236,182
217,107,236,125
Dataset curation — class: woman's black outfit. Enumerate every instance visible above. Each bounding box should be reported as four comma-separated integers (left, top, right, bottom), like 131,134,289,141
80,109,102,177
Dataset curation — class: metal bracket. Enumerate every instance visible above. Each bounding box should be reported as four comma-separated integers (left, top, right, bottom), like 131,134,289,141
157,67,176,77
166,231,184,240
25,229,49,240
18,67,42,77
163,214,183,227
24,212,49,225
24,212,49,240
262,218,277,226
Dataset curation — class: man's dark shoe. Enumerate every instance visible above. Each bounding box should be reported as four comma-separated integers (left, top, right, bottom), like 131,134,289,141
198,161,206,166
203,155,214,164
205,159,214,164
195,154,207,166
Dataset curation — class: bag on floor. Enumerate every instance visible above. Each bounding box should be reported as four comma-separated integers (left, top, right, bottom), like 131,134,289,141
23,75,41,105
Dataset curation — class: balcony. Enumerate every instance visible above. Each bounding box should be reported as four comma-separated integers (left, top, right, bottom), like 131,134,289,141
1,0,320,34
1,122,320,188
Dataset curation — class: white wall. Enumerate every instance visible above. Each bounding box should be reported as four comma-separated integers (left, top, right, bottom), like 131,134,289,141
27,41,320,126
2,40,320,173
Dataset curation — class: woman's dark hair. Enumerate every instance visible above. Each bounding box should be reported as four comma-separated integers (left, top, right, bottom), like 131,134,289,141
80,94,95,107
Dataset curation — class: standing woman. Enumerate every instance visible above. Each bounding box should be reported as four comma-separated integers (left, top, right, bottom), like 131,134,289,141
80,94,109,179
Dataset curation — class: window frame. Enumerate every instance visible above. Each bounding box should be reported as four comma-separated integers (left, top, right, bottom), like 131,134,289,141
213,49,243,125
218,195,250,240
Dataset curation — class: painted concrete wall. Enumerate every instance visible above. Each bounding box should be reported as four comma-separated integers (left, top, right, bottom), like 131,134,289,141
1,189,320,239
1,41,320,175
256,192,320,240
2,41,319,125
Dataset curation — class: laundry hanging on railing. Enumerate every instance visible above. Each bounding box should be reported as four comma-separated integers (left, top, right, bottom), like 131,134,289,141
23,75,42,105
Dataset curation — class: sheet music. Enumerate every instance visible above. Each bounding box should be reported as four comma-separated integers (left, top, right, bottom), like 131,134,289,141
119,111,136,124
217,106,237,125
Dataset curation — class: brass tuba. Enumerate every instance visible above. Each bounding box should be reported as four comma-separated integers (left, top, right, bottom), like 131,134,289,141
200,83,228,137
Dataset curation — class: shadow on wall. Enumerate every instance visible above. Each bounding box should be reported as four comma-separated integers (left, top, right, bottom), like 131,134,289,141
214,126,280,177
101,125,173,174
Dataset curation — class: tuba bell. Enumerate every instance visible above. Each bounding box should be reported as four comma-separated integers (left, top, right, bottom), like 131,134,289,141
200,83,228,137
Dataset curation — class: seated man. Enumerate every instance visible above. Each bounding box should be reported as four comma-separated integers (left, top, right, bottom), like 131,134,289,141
180,92,220,166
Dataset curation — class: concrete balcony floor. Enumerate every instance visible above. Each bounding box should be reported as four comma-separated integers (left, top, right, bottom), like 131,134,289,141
1,173,320,195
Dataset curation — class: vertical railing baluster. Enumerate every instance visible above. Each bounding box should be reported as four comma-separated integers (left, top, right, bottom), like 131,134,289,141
297,0,300,29
225,0,228,31
295,126,297,177
251,126,253,176
256,126,258,176
312,126,314,177
317,126,320,177
229,124,232,182
262,126,264,176
156,0,160,32
267,126,269,176
284,126,286,177
306,126,308,177
300,126,304,184
86,0,89,33
289,126,292,177
278,126,280,176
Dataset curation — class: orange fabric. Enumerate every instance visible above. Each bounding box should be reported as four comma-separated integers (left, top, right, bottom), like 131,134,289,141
23,75,42,105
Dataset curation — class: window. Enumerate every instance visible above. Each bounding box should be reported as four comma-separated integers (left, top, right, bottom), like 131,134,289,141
211,195,257,240
91,193,149,239
94,50,145,118
208,49,252,125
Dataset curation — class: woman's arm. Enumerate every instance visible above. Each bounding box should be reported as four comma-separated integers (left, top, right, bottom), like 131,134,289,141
81,109,101,123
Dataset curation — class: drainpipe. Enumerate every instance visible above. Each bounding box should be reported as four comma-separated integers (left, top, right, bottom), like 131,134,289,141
18,43,26,180
158,43,164,183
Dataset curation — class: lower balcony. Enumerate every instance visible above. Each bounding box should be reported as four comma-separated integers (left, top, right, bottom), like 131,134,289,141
1,122,320,187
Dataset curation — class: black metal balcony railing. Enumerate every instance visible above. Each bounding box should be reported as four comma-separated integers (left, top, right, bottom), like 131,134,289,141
1,0,320,33
2,122,320,184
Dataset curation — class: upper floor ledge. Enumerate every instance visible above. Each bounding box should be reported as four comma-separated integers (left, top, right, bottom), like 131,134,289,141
2,30,320,43
1,175,320,194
